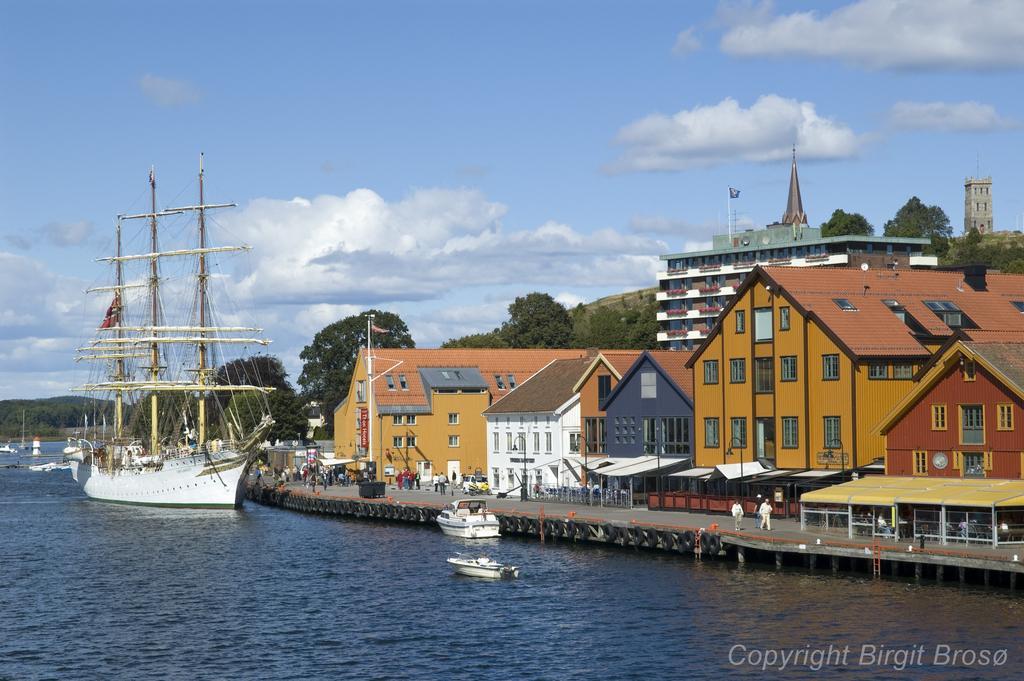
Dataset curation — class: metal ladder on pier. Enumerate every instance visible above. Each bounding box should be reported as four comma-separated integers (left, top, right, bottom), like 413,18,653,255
872,539,882,577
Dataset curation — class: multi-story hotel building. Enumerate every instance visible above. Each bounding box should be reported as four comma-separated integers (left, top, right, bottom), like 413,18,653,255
657,155,937,349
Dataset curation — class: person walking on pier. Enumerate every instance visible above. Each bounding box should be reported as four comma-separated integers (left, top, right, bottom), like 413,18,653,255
758,499,773,531
754,494,763,529
415,471,421,490
731,501,744,531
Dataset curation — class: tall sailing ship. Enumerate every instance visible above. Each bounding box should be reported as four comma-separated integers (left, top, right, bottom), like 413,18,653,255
70,157,274,508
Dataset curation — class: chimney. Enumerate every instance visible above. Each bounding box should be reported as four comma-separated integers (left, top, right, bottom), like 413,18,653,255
936,264,988,291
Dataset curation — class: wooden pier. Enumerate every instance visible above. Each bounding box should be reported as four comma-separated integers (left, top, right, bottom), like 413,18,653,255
247,484,1024,591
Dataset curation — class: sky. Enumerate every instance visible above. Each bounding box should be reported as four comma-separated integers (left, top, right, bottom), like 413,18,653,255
1,0,1022,399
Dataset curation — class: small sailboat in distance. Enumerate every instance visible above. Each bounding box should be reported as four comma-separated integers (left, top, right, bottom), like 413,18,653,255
70,156,274,508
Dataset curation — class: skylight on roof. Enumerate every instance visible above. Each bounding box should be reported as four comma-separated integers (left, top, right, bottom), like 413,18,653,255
833,298,858,311
924,300,960,313
1013,301,1024,313
882,299,900,308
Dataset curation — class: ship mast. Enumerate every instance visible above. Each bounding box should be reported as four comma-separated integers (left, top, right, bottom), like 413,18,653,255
148,168,160,455
197,153,209,445
114,217,125,443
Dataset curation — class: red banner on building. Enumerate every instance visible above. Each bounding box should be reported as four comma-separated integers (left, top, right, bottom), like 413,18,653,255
358,408,369,450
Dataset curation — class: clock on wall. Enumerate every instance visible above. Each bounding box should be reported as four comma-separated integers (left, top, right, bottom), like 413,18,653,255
932,452,948,470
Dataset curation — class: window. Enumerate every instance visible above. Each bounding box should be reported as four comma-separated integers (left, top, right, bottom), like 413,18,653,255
823,416,841,449
754,308,773,341
703,360,719,384
448,412,459,425
584,417,606,453
406,436,417,447
495,375,506,390
730,417,747,449
963,359,976,381
392,415,402,425
569,433,580,453
931,404,947,431
823,354,840,381
492,467,500,484
779,306,791,331
493,432,499,451
961,405,984,445
755,357,774,393
448,435,460,447
924,300,963,328
997,404,1014,431
869,363,888,380
781,417,798,448
662,417,690,455
356,380,366,403
398,374,408,390
506,432,513,451
385,375,396,390
533,432,540,453
735,310,746,333
780,356,797,382
729,358,746,383
641,371,657,399
963,452,985,478
833,298,857,311
704,418,720,448
545,432,552,452
1012,301,1024,313
392,436,403,448
598,375,612,401
893,364,914,379
643,417,657,454
914,450,928,475
508,374,517,389
406,415,416,425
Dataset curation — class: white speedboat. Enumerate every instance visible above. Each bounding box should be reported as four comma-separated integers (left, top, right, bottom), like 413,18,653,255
437,498,501,538
0,442,16,454
447,555,519,579
29,461,71,472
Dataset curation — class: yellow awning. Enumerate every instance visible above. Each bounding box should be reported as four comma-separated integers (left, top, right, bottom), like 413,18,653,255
801,476,1024,509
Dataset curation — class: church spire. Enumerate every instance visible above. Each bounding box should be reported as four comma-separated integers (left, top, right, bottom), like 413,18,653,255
781,147,808,225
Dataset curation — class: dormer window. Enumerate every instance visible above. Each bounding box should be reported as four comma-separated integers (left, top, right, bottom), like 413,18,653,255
398,374,408,390
385,375,396,390
924,300,964,328
495,375,506,390
833,298,857,311
507,374,517,389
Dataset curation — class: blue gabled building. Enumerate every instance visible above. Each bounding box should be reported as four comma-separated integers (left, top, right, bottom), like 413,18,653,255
600,350,695,461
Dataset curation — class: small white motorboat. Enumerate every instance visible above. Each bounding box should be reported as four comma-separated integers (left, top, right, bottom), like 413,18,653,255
28,461,71,472
447,554,519,579
0,442,17,454
437,498,501,538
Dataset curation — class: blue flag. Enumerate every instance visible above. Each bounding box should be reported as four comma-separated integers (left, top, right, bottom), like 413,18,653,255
729,187,740,199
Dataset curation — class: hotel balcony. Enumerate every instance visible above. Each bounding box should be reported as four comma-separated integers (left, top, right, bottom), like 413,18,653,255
656,285,736,302
656,306,723,322
657,328,711,343
657,252,851,282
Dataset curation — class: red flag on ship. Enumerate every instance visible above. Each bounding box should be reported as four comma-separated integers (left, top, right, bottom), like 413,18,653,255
99,293,121,329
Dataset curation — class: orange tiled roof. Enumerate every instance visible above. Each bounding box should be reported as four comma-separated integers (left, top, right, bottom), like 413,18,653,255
364,348,590,408
599,350,645,376
763,267,1024,357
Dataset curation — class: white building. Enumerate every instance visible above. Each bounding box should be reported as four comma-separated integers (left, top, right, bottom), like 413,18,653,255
482,357,589,495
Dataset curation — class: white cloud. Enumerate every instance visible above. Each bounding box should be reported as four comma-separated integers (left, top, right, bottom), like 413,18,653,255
554,292,588,308
608,95,861,172
140,73,201,106
42,220,94,247
888,101,1017,131
720,0,1024,70
671,27,701,55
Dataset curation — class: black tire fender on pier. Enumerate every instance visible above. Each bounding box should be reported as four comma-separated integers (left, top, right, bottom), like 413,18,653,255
680,530,696,552
700,532,722,556
602,524,614,542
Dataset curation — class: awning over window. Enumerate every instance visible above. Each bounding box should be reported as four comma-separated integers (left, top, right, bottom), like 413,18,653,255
801,476,1024,508
597,456,689,477
711,461,771,480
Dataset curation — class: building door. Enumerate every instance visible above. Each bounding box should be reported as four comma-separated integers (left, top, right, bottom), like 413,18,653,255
417,460,432,484
447,459,461,481
756,418,776,461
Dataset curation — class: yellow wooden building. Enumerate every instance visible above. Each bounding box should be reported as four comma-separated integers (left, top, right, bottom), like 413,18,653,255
686,265,1024,470
333,348,588,483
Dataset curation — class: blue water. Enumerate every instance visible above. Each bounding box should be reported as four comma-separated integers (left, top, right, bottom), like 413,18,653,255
1,457,1022,680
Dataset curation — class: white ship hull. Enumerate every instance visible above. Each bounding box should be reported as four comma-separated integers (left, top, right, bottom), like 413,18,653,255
70,450,254,509
437,514,501,538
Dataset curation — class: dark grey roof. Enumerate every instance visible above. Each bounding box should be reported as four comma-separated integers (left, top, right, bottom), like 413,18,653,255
418,367,488,391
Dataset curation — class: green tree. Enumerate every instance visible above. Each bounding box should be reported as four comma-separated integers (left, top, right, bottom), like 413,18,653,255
883,196,952,255
265,389,309,444
298,310,415,417
441,329,509,348
571,296,659,349
820,209,873,237
501,293,573,348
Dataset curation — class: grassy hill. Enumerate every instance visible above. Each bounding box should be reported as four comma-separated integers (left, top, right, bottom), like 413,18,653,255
942,230,1024,273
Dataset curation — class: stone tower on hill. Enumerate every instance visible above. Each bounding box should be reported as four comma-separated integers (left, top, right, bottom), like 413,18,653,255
964,176,993,234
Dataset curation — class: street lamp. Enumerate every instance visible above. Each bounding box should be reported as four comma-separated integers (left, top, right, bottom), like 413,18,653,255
728,436,744,499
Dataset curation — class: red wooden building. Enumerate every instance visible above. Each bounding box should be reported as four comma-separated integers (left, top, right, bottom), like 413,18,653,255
879,334,1024,479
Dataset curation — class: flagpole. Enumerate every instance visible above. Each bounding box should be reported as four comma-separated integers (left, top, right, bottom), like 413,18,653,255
727,189,732,238
367,313,375,480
